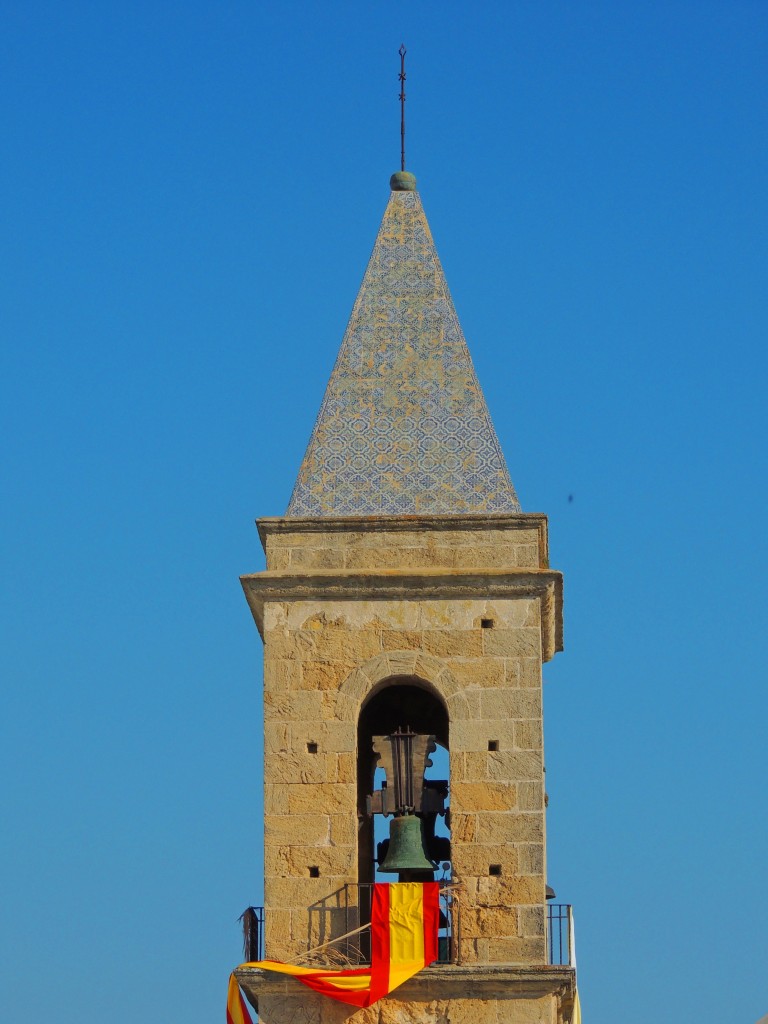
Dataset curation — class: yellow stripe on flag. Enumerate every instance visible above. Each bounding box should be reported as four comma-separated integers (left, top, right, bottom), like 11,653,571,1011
387,881,426,991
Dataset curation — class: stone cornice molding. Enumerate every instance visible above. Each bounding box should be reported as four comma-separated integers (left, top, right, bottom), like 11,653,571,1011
240,568,563,661
235,963,575,1007
257,513,550,566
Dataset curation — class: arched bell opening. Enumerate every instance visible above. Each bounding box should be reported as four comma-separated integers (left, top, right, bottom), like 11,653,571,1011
357,677,451,890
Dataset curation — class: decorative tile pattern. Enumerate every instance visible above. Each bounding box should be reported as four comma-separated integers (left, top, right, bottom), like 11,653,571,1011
286,190,520,516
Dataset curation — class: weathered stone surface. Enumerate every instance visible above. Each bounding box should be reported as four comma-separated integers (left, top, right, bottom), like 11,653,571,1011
514,721,543,751
422,629,484,658
449,658,506,688
328,813,358,846
265,844,356,878
519,905,546,937
475,811,544,844
487,937,547,964
286,783,355,815
482,629,541,658
452,781,517,812
486,750,543,782
451,720,516,752
250,517,561,988
518,781,544,810
268,751,330,784
517,843,545,875
264,813,329,847
480,688,541,719
263,657,302,692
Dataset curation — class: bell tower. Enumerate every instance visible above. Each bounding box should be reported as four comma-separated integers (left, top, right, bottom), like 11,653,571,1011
238,169,576,1023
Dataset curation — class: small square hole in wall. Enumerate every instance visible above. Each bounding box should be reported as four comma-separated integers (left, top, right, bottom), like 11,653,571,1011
489,864,502,877
481,618,495,629
309,866,320,878
488,740,499,752
307,742,318,754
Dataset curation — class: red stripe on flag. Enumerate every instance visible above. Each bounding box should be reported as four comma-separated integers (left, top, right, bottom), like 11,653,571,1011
422,881,440,966
369,881,391,1003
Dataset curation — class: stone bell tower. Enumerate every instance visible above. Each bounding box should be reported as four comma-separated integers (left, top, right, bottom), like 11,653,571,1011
239,170,576,1023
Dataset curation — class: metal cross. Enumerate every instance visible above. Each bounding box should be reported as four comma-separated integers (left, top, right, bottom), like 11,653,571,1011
399,44,407,172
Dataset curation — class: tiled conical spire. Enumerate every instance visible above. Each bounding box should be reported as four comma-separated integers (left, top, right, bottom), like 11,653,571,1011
286,174,520,517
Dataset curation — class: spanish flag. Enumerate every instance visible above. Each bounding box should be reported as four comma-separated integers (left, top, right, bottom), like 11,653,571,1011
227,881,439,1021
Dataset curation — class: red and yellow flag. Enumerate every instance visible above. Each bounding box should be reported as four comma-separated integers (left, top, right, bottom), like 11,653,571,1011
227,881,439,1020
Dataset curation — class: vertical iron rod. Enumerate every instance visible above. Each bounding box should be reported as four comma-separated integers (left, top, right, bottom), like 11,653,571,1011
399,44,407,171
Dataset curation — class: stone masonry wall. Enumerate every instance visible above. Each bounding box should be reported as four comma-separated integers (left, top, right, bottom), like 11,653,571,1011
259,518,550,968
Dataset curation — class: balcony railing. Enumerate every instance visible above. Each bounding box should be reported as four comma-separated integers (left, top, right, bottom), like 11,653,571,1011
239,905,265,962
337,882,458,965
240,897,572,968
547,903,573,966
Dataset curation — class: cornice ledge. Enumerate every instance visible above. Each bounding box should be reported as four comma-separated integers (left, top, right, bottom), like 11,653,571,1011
235,963,575,1005
240,569,563,659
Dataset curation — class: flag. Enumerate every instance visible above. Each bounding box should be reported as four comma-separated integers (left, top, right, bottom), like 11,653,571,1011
227,881,439,1019
568,907,583,1024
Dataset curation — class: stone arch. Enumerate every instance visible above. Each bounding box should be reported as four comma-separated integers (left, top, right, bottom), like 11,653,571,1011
335,649,463,721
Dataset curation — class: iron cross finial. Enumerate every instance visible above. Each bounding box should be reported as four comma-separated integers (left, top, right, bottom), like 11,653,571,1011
399,44,407,172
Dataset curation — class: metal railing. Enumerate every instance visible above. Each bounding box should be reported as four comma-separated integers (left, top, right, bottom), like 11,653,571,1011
241,897,570,968
240,905,265,962
547,903,572,966
339,882,458,965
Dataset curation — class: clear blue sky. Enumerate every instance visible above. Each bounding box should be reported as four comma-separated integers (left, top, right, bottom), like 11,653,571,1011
1,3,766,1022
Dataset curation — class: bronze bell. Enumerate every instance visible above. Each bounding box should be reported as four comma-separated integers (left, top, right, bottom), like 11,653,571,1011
378,814,436,874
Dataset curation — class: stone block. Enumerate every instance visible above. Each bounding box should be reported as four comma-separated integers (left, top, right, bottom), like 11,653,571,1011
487,875,544,906
487,936,546,965
518,781,544,811
451,720,515,752
515,544,540,568
267,751,330,785
451,781,517,812
263,657,301,691
266,630,316,661
517,844,544,875
288,546,345,570
452,843,519,876
265,547,291,571
503,659,522,686
519,904,546,937
335,752,356,783
423,629,483,658
482,629,541,659
319,721,355,752
449,658,506,688
446,689,483,720
385,650,419,676
264,813,329,847
301,660,358,691
381,628,423,650
329,813,358,846
265,875,346,909
264,844,356,878
287,783,356,815
480,689,541,720
452,545,517,569
475,812,544,844
463,751,490,780
310,628,382,663
264,722,291,753
486,750,543,782
514,721,543,751
263,689,322,722
451,812,477,842
519,658,543,688
264,783,290,814
460,906,519,939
